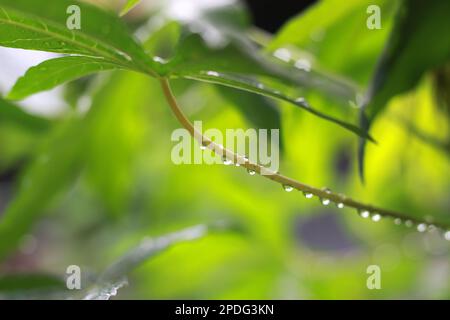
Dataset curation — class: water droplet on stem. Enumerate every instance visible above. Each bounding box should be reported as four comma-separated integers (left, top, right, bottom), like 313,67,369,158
371,213,381,222
303,192,313,199
359,210,370,219
417,223,427,232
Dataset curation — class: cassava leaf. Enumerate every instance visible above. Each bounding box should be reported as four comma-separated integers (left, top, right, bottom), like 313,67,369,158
0,0,159,75
8,56,121,100
180,71,374,141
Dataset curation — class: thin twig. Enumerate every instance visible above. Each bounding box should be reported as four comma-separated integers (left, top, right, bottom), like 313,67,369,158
160,78,450,231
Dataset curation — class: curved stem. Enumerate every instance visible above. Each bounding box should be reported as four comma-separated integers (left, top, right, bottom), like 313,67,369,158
160,78,449,231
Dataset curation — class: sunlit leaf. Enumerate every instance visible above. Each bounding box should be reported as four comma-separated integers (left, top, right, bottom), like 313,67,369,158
269,0,395,86
98,224,211,283
0,0,159,75
0,97,51,132
152,1,366,135
359,0,450,178
180,71,374,141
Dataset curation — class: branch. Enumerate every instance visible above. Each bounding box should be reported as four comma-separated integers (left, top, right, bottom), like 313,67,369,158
160,78,450,234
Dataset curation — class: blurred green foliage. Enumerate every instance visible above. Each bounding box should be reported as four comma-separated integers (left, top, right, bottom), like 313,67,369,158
0,0,449,299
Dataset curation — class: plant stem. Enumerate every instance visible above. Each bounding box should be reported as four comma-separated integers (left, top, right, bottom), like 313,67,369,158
160,78,449,231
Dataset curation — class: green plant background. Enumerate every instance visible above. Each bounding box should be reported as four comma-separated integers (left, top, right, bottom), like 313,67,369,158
0,0,449,299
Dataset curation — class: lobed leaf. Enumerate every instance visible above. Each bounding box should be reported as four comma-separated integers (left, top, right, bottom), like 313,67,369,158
0,0,159,75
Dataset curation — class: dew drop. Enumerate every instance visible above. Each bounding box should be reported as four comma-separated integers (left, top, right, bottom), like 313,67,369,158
336,202,344,209
417,223,427,233
295,97,306,104
200,145,207,150
283,185,294,192
294,59,311,72
405,220,413,228
247,169,256,176
321,198,330,206
303,192,313,199
273,48,291,62
371,213,381,222
206,71,219,77
359,210,370,219
222,157,232,166
394,218,402,225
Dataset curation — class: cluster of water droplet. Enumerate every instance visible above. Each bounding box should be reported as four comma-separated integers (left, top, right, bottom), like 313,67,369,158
210,143,450,242
279,180,450,241
358,209,381,222
357,209,450,240
273,48,312,72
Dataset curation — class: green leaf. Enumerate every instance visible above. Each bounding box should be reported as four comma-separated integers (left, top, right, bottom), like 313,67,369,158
152,2,367,135
363,0,450,121
0,98,52,172
8,56,121,100
120,0,141,17
0,97,51,132
269,0,397,87
143,20,181,60
0,273,65,294
0,0,159,75
98,224,213,284
359,0,450,178
180,71,374,141
80,224,225,299
214,85,281,132
269,0,360,49
0,119,85,259
84,71,151,219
